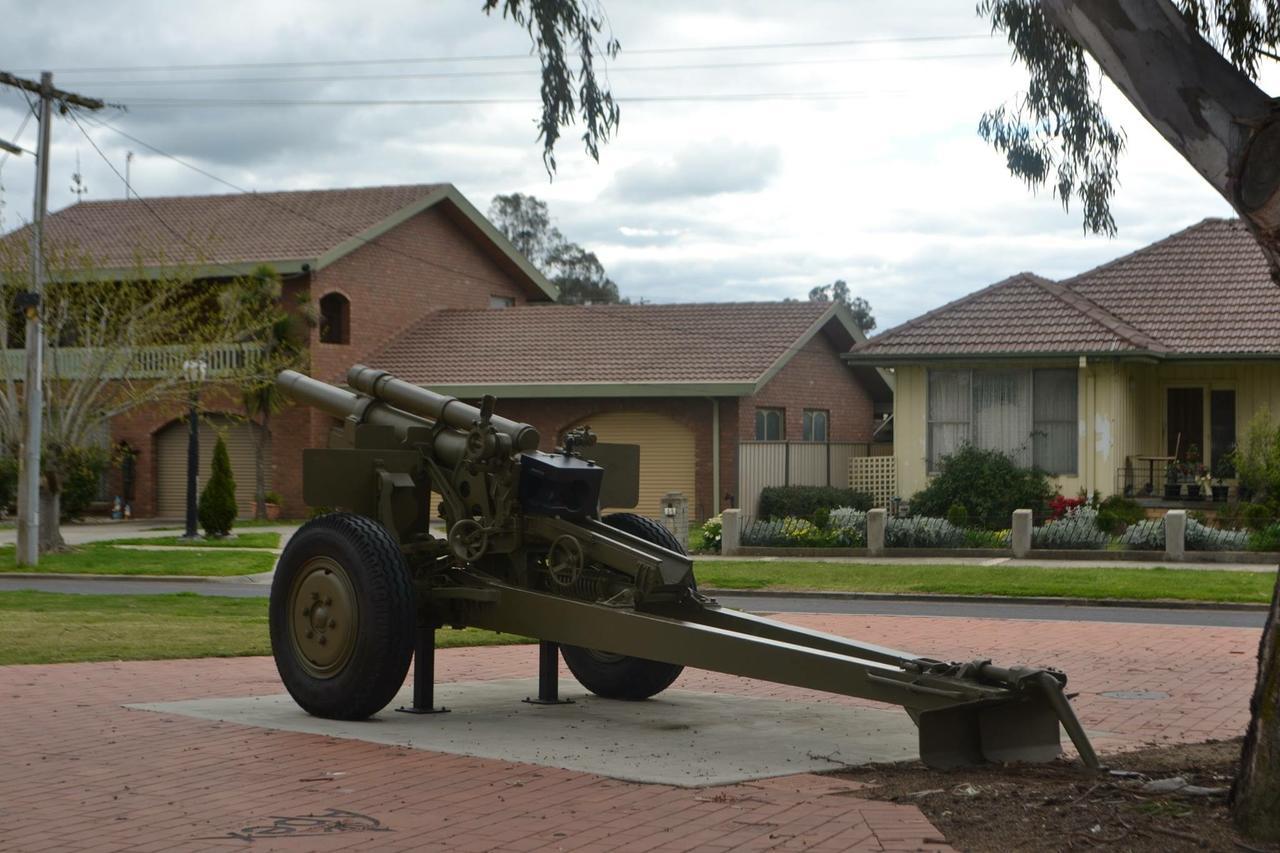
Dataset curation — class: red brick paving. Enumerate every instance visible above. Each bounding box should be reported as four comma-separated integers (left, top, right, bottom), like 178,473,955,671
0,614,1259,852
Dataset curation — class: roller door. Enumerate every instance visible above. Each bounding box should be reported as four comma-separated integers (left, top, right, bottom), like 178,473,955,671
156,414,269,518
567,411,695,519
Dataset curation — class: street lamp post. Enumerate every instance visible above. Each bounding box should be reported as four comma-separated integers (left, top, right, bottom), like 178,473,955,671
182,358,208,539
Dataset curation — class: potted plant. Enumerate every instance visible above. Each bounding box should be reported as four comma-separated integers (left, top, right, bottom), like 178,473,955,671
1163,461,1183,499
1211,456,1232,503
261,490,284,520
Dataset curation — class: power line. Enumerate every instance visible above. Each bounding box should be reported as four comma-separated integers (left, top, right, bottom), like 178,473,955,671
21,33,994,75
66,51,1007,87
72,114,859,363
112,91,898,109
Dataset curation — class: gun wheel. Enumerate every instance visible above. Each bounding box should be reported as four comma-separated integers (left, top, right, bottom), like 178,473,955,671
561,512,690,701
270,513,414,720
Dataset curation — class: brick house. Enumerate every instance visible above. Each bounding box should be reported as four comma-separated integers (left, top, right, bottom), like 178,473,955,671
366,301,891,520
5,183,888,521
6,184,557,518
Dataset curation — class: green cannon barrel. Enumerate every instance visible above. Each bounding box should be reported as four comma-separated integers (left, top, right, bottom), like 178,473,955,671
276,369,470,466
347,365,540,452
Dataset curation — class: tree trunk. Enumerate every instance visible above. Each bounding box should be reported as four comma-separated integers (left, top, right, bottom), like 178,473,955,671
1231,569,1280,841
1039,2,1280,839
253,409,267,521
38,475,65,553
1042,0,1280,273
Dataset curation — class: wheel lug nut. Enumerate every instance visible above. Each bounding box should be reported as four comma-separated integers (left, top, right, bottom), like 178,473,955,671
318,636,327,646
329,620,337,628
306,630,314,639
311,591,319,600
325,598,333,606
303,607,311,617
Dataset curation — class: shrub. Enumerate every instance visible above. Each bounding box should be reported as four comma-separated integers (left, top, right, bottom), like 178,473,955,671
909,445,1054,529
1032,506,1110,549
1119,518,1164,550
1095,495,1145,534
1248,522,1280,552
0,453,18,510
60,446,111,521
886,516,966,548
700,515,722,552
945,502,969,528
1185,517,1248,551
1048,494,1086,520
828,507,867,547
965,528,1011,548
264,490,284,505
1242,502,1273,532
198,435,238,536
758,486,872,519
1231,409,1280,499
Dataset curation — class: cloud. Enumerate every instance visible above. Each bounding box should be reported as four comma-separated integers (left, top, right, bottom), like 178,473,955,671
607,140,781,203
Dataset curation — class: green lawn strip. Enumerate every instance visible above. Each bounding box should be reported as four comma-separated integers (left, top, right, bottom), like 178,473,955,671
694,560,1275,604
0,543,276,577
0,591,534,666
106,532,281,549
145,519,303,530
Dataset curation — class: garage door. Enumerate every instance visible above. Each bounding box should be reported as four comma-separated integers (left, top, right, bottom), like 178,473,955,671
156,414,269,518
567,411,695,519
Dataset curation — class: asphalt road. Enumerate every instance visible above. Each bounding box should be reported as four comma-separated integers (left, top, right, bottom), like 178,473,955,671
0,576,1265,628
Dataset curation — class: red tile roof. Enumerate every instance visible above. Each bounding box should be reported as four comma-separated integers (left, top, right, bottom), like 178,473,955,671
367,301,838,388
1,184,445,269
851,219,1280,359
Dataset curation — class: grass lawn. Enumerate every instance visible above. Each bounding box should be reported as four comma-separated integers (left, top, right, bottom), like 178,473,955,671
107,532,281,549
0,591,534,665
0,542,276,576
694,560,1277,604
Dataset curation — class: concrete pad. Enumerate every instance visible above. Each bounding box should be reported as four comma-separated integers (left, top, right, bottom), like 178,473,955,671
128,677,920,787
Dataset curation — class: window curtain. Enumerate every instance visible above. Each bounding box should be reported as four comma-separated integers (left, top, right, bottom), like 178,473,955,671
1032,369,1077,473
973,370,1032,466
927,370,970,469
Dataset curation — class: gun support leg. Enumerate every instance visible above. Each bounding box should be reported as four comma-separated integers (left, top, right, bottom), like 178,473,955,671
396,620,449,715
523,641,574,706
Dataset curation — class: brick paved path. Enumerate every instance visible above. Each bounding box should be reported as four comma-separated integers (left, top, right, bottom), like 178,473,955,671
0,614,1259,852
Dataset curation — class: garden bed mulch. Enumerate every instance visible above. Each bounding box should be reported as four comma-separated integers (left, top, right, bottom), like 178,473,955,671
832,739,1278,852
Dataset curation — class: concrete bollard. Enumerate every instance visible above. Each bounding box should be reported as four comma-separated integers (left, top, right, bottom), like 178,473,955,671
1012,509,1032,558
867,508,886,557
721,508,741,555
1164,509,1186,561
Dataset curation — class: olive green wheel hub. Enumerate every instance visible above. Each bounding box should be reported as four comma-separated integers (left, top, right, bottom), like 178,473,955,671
288,556,358,678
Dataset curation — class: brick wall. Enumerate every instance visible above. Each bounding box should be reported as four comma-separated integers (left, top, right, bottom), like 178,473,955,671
112,204,544,518
739,331,876,443
309,205,536,386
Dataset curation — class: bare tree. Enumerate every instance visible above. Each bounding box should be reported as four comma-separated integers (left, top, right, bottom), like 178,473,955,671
0,238,275,550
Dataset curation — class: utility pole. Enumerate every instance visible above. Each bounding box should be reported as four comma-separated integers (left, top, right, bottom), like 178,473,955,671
0,71,104,565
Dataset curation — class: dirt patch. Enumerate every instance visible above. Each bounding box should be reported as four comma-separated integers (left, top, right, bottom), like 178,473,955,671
834,739,1278,852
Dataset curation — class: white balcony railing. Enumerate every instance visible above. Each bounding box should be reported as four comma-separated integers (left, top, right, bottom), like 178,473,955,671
0,343,261,380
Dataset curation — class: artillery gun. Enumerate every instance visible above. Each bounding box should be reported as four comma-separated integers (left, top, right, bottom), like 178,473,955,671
270,365,1098,769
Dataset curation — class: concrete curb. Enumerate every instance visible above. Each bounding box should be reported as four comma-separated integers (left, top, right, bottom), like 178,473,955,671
0,571,273,584
705,587,1270,612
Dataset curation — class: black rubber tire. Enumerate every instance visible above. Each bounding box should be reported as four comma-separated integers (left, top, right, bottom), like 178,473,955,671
560,512,689,700
269,513,415,720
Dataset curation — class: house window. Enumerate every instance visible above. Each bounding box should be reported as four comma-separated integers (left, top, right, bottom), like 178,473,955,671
927,367,1078,474
319,293,350,344
803,409,828,442
755,408,784,441
1210,389,1236,475
489,295,515,308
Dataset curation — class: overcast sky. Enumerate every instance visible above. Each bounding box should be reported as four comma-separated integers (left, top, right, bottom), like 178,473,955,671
0,1,1257,330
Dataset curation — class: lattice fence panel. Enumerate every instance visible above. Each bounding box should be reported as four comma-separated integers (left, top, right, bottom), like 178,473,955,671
851,455,897,509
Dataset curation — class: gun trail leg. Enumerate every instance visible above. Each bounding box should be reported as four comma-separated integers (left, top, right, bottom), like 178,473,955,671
397,619,448,715
524,641,574,706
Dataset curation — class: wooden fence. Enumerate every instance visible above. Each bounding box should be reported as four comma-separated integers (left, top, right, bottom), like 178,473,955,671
736,441,893,517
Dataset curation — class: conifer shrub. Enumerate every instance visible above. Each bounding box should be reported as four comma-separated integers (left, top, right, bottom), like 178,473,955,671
198,435,238,536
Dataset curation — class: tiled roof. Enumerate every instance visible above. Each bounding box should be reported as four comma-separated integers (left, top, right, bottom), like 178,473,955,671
851,218,1280,359
0,184,445,269
1062,218,1280,353
367,301,836,387
850,273,1152,357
